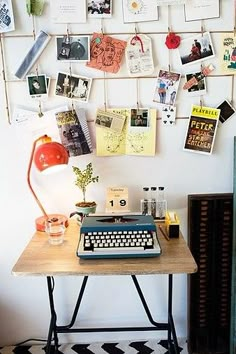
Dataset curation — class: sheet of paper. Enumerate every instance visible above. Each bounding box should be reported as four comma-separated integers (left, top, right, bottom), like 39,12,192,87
184,0,219,21
86,33,127,74
122,0,158,23
220,33,236,74
0,0,14,33
50,0,86,23
157,0,186,5
96,108,156,156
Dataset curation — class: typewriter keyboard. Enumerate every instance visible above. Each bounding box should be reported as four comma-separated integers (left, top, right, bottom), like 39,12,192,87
77,229,161,258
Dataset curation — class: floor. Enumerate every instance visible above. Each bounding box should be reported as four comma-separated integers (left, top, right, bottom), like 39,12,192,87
0,339,188,354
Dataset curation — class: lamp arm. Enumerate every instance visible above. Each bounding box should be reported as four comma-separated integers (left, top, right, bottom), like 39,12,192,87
27,136,49,218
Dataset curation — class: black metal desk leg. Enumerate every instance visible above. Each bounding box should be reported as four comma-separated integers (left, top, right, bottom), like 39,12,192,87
168,274,180,354
46,276,59,354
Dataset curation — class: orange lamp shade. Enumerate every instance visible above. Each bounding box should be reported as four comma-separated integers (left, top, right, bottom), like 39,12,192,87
34,141,69,174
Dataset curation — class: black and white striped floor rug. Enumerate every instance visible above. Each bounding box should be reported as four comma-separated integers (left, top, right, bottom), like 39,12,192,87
0,339,188,354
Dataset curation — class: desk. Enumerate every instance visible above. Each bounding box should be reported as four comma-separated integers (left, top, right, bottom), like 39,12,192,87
12,220,197,354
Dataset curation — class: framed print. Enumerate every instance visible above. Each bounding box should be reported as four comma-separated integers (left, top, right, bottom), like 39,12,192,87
56,35,90,62
55,72,92,103
184,0,220,22
122,0,159,23
178,32,215,66
27,74,48,99
185,71,206,96
87,0,112,18
153,70,181,106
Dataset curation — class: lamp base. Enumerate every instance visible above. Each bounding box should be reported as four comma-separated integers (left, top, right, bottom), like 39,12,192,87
35,214,69,232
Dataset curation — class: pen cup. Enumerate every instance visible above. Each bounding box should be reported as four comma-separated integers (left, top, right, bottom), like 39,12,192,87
45,217,65,245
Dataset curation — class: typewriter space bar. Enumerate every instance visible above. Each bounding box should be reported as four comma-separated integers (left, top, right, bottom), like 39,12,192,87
94,246,145,252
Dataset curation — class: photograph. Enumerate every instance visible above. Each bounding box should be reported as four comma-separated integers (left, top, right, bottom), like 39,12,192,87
130,109,149,127
26,74,48,99
185,71,206,96
178,32,215,66
55,72,92,103
87,0,112,18
217,100,236,124
56,35,90,62
153,69,181,106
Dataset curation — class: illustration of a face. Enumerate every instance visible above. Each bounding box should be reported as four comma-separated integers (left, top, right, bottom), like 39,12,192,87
91,39,104,59
103,43,115,65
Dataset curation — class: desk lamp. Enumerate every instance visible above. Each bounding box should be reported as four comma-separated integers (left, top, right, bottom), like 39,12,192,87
27,134,69,231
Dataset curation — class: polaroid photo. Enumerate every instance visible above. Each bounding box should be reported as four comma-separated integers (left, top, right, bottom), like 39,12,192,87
55,72,92,103
130,109,150,128
56,35,90,62
95,109,126,133
153,69,181,106
15,30,51,79
178,32,215,66
27,74,48,99
217,100,236,124
185,71,206,96
88,0,112,18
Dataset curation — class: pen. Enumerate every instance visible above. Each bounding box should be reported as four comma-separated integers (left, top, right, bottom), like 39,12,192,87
159,225,170,241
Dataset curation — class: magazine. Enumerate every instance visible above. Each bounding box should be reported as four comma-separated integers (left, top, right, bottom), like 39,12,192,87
55,109,92,157
183,105,220,155
96,108,156,156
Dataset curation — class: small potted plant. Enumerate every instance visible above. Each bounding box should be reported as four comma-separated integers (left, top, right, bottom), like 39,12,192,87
71,162,99,218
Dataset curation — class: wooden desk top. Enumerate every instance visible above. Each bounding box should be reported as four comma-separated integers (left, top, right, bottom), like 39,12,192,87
12,220,197,277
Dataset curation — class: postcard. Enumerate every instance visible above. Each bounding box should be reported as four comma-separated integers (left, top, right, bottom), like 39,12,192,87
15,30,51,79
185,71,206,96
122,0,158,23
56,35,90,62
217,100,236,124
26,0,45,16
184,0,220,22
55,72,92,103
0,0,14,33
86,33,127,74
87,0,112,18
221,33,236,74
26,74,48,99
178,32,215,66
95,109,126,133
183,105,220,155
153,69,181,106
50,0,86,23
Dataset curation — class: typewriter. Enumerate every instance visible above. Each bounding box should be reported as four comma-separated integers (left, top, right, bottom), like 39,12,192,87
77,214,162,259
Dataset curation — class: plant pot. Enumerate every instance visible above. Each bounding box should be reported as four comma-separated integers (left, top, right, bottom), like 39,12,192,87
70,201,97,223
75,201,97,215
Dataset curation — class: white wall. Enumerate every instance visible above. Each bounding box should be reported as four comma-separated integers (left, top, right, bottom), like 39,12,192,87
0,0,235,346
